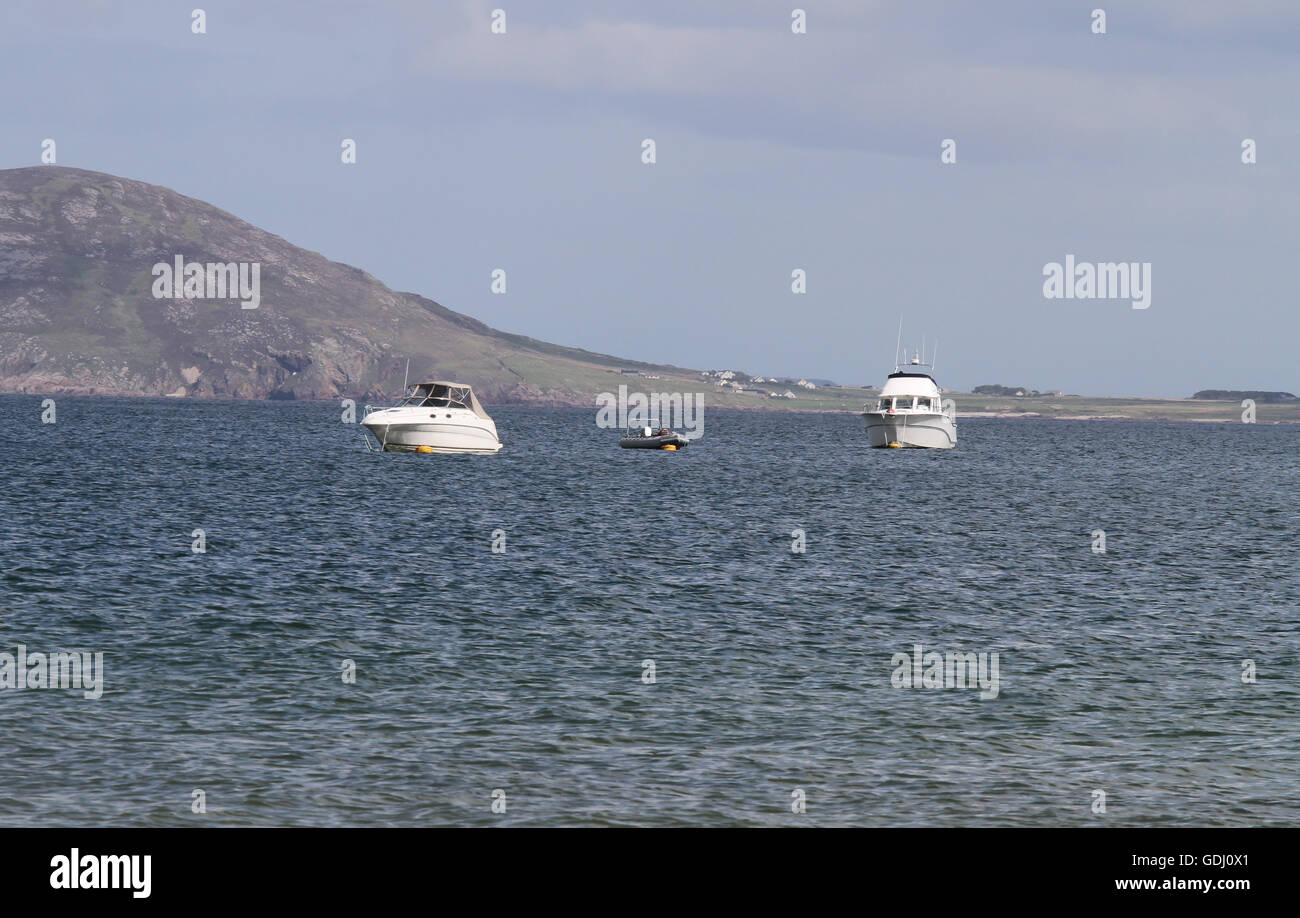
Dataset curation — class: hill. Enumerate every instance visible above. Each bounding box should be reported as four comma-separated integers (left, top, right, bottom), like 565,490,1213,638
0,166,696,403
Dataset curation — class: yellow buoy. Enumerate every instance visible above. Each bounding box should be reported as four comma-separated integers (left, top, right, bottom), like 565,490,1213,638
887,442,902,448
662,444,677,450
416,445,434,454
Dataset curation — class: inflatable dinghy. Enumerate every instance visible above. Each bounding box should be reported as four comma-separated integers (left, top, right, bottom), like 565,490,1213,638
620,427,689,450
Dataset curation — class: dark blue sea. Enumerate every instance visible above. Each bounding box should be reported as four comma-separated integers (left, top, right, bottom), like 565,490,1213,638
2,397,1297,826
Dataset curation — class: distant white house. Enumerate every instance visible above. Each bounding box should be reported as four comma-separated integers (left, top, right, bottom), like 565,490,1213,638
796,378,816,390
774,389,796,399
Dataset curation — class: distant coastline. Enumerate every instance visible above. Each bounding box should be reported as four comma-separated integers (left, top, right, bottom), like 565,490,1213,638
6,389,1298,424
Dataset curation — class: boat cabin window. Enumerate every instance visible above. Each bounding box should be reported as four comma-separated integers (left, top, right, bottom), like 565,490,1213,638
878,396,938,410
879,397,919,410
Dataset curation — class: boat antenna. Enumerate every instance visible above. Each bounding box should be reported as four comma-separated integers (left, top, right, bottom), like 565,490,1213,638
931,339,939,374
922,334,926,366
402,357,410,394
894,315,903,371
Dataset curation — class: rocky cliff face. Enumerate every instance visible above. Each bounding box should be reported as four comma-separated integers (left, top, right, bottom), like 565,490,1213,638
0,166,683,403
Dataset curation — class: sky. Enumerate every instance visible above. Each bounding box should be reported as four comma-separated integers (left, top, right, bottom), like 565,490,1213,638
4,0,1299,396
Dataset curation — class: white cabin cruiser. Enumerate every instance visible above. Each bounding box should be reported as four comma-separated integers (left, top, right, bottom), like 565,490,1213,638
362,380,502,454
863,346,956,449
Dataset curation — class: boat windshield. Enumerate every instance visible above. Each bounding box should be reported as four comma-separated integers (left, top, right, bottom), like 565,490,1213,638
399,384,473,410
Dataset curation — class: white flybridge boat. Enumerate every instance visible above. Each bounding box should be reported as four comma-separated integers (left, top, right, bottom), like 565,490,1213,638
362,380,502,454
863,329,956,449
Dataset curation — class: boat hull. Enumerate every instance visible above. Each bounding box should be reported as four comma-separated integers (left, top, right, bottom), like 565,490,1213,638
362,409,502,454
863,412,956,449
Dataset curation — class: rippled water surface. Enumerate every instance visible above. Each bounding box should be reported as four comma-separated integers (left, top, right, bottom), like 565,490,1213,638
2,397,1297,826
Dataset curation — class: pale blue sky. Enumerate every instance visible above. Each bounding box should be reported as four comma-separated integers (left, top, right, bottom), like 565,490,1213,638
5,0,1298,395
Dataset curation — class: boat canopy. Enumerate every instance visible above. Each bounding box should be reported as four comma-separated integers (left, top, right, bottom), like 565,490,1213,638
400,380,491,418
